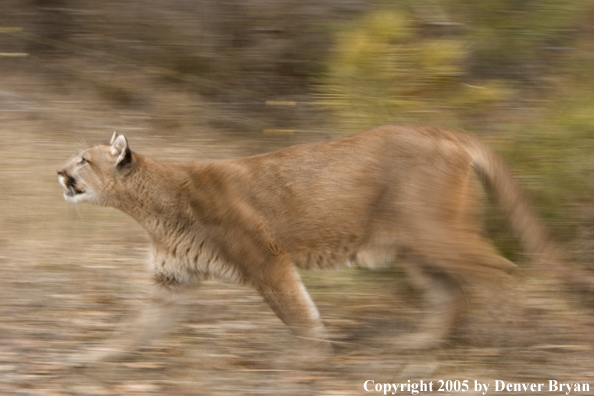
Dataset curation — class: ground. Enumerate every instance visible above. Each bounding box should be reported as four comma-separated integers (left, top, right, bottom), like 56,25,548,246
0,66,593,395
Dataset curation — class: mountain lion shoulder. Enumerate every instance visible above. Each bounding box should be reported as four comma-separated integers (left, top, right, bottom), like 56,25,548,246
57,125,588,360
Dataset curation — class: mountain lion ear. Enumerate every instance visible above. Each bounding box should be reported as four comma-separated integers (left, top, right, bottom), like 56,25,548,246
110,133,132,168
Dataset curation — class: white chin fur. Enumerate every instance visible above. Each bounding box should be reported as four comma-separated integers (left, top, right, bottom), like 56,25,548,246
63,192,88,204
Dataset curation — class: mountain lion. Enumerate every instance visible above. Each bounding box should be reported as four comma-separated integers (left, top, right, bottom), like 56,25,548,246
57,126,590,360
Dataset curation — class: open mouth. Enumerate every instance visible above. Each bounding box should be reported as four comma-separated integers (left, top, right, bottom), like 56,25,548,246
65,184,85,197
59,174,85,198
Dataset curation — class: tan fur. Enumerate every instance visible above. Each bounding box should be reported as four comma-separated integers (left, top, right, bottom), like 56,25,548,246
57,126,586,359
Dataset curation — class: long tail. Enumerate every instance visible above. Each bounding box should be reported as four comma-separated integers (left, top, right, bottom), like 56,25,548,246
467,136,594,289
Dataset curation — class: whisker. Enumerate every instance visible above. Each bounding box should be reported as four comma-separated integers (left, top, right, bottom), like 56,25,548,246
73,202,87,224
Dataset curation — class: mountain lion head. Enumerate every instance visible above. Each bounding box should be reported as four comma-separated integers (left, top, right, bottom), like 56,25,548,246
57,132,132,206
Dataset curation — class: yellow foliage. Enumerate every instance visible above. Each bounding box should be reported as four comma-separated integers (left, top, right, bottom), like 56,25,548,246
318,10,513,130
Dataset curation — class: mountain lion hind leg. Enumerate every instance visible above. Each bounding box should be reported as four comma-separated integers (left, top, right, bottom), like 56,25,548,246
397,232,517,349
397,262,466,349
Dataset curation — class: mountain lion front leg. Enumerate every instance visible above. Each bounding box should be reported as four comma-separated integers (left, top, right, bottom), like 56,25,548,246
248,255,331,356
71,282,182,364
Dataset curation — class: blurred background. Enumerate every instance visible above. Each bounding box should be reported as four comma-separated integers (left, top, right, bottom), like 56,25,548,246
1,0,594,394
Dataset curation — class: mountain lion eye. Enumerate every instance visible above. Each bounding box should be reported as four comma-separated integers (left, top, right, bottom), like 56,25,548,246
80,157,88,165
